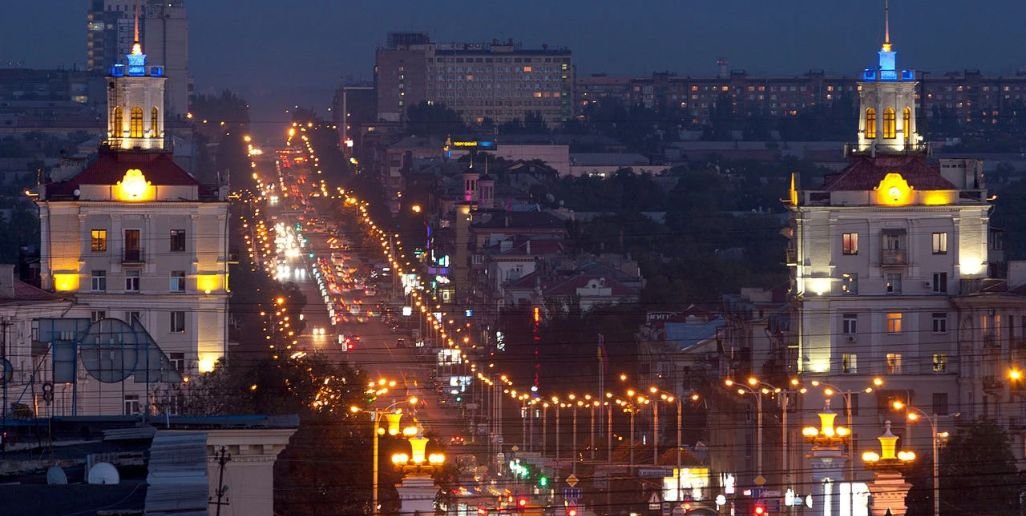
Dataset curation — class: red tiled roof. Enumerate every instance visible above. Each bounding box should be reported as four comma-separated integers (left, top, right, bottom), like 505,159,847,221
821,154,956,191
47,148,198,197
0,280,61,303
545,273,639,298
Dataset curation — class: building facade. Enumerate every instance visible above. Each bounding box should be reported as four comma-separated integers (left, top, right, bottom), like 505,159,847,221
787,26,992,492
34,39,227,416
376,33,574,127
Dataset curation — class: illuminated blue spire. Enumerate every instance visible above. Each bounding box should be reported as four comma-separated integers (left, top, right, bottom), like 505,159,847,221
863,0,912,82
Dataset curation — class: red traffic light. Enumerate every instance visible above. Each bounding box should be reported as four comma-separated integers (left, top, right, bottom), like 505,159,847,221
518,497,528,507
567,510,577,516
754,504,767,515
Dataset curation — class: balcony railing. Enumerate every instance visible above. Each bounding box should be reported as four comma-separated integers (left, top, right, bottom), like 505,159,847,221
881,249,907,266
122,248,145,264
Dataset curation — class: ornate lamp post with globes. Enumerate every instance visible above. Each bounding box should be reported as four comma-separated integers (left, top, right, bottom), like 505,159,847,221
861,421,916,516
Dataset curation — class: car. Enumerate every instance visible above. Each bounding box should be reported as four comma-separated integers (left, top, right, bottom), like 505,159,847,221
449,435,465,446
396,338,407,348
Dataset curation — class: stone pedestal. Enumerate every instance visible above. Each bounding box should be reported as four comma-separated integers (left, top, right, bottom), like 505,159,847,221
808,446,847,516
396,474,438,515
868,470,911,516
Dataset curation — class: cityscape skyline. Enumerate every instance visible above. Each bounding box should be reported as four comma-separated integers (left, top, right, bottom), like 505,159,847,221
6,0,1026,120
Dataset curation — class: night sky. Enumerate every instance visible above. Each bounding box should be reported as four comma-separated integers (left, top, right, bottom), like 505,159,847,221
5,0,1026,125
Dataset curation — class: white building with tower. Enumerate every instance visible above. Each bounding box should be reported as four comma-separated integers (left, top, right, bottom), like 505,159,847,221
31,33,228,416
786,7,991,505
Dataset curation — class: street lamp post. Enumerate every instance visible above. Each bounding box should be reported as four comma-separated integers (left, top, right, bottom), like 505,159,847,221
606,397,613,463
542,402,549,456
726,377,796,488
893,401,942,516
572,400,579,475
351,393,417,516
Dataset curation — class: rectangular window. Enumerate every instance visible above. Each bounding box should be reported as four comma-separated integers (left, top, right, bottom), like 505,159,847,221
886,353,903,374
170,229,186,252
932,392,949,416
124,394,141,415
932,272,948,293
125,270,140,292
932,232,948,254
124,311,141,325
169,352,185,374
841,273,859,295
887,313,903,334
169,271,186,292
91,270,107,292
885,273,902,294
842,314,858,335
170,311,185,333
883,233,902,250
932,313,948,333
91,310,106,322
842,353,858,374
90,229,107,252
842,233,859,255
932,353,948,373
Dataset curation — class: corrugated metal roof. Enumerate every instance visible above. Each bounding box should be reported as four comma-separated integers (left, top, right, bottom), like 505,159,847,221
144,431,208,516
103,426,156,441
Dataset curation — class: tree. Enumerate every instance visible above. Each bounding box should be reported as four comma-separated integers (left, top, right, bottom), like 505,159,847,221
405,101,466,137
906,418,1022,515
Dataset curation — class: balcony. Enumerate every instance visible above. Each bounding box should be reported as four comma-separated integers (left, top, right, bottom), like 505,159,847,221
982,375,1003,391
881,249,907,266
122,248,145,264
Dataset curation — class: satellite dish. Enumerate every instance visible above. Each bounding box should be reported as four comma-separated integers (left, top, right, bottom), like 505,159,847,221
73,188,81,197
79,318,143,383
87,462,120,485
46,465,68,485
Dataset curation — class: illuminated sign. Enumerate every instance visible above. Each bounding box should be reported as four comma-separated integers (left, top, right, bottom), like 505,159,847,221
448,139,498,151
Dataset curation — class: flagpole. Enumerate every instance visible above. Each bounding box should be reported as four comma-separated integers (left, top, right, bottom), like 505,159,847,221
597,334,605,437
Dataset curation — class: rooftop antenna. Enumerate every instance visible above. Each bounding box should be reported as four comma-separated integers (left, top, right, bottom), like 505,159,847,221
131,0,143,55
882,0,892,51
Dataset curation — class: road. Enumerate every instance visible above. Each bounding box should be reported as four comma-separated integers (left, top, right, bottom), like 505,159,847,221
258,141,473,447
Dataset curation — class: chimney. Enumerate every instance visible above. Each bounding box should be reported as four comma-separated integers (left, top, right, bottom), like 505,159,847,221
0,264,15,299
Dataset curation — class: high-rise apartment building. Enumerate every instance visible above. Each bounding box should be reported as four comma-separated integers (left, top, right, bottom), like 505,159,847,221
87,0,190,116
376,33,573,128
34,37,227,416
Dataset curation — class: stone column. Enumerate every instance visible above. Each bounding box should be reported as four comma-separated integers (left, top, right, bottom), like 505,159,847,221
396,474,438,515
868,470,911,516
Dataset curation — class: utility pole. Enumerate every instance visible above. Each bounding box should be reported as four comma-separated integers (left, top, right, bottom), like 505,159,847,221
210,446,231,516
0,318,11,454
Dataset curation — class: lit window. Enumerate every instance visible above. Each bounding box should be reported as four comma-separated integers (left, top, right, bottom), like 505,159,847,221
932,232,948,254
883,107,896,139
522,65,532,73
90,229,107,252
932,353,948,373
886,313,903,334
842,232,859,255
886,352,903,374
842,353,857,374
903,106,912,142
865,108,877,139
112,107,123,136
130,107,144,138
151,107,159,136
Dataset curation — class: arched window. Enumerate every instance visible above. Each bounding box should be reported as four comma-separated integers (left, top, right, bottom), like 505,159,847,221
903,106,912,143
150,107,160,137
883,107,896,139
865,108,877,139
130,107,144,138
112,107,123,136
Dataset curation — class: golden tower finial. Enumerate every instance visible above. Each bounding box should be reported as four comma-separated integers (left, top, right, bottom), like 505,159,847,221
881,0,893,52
131,0,142,55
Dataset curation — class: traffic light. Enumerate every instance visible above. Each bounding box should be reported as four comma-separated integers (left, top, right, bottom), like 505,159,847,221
537,475,549,487
753,502,767,515
518,497,528,509
566,507,578,516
